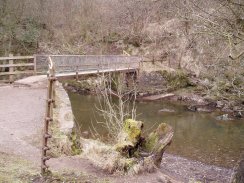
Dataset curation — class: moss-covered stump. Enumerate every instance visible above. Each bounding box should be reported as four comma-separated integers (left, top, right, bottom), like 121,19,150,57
81,119,173,175
115,119,144,157
143,123,173,167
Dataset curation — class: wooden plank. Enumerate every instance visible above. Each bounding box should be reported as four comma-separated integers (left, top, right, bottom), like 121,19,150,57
0,80,9,83
0,63,34,68
0,70,34,76
0,56,34,61
9,54,13,82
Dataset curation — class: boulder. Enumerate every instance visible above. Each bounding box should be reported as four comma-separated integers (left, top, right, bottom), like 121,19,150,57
216,114,234,121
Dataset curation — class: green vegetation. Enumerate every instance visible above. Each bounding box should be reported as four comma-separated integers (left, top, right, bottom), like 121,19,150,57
158,70,190,91
123,119,142,143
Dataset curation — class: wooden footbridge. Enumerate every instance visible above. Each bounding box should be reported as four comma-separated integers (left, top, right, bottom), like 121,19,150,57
0,54,141,82
0,54,141,174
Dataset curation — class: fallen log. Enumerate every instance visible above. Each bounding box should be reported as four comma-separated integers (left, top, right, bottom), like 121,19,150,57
142,93,175,101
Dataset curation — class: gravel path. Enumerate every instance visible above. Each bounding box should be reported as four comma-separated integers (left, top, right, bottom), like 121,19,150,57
0,85,46,164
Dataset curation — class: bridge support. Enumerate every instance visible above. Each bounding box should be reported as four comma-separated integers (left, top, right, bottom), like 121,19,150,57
41,58,56,174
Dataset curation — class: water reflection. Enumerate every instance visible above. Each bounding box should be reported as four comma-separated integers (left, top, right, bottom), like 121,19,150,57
68,92,244,168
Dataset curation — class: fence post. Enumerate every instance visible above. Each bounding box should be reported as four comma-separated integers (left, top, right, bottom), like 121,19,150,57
33,54,37,75
9,54,13,83
76,66,79,81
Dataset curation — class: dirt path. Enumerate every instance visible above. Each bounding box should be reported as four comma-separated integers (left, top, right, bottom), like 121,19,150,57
0,84,46,164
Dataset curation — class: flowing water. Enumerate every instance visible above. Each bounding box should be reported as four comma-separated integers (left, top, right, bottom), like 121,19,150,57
68,92,244,168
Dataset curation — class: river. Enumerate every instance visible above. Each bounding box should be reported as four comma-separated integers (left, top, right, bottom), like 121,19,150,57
68,92,244,168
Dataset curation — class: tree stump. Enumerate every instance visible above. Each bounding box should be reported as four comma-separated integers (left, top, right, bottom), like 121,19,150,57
143,123,173,167
115,119,173,168
115,119,144,157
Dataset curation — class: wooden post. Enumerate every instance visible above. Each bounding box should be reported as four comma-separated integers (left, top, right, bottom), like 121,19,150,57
97,64,100,73
33,54,37,75
9,54,13,83
76,66,78,81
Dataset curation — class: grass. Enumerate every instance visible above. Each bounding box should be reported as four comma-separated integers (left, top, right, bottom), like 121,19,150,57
0,152,110,183
0,152,38,182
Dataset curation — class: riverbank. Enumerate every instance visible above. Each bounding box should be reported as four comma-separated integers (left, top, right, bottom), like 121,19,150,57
63,69,244,121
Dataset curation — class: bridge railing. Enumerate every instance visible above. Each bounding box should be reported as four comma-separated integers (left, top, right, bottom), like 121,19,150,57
0,54,142,82
41,57,56,174
35,55,141,75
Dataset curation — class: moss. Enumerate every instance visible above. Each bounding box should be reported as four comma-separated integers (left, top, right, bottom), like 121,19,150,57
64,80,91,90
144,132,158,152
115,119,143,157
122,158,137,171
143,123,171,152
157,70,190,90
70,131,81,155
123,119,142,143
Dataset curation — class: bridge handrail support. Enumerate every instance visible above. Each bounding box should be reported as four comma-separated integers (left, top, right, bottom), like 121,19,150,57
41,56,56,174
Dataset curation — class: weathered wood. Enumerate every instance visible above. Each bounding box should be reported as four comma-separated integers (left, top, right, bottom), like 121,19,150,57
33,54,37,75
0,70,34,76
0,63,34,68
9,54,14,83
0,80,9,83
0,54,35,82
0,56,34,61
142,93,175,101
144,123,173,167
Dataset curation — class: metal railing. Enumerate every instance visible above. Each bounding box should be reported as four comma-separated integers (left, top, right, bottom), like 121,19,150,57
41,57,56,174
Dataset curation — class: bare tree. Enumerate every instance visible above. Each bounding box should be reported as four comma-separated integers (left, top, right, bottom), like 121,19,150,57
95,73,137,140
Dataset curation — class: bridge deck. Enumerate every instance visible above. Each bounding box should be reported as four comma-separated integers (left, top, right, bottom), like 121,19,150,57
55,67,137,77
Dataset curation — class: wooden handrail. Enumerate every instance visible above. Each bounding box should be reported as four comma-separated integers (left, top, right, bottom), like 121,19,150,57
0,71,34,76
0,63,34,68
0,54,36,83
0,56,34,61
